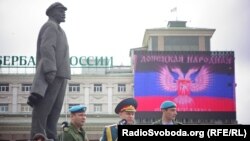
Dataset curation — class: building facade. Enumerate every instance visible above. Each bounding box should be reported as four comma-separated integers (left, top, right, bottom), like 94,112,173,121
0,66,133,141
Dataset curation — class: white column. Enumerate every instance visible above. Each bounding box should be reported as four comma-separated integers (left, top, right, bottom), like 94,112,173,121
107,84,113,114
199,36,206,51
84,84,90,113
62,85,68,121
158,36,164,51
130,83,134,97
12,84,19,113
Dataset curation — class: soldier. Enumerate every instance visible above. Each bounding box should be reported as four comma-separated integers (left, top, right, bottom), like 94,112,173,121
59,105,89,141
100,98,138,141
153,100,182,125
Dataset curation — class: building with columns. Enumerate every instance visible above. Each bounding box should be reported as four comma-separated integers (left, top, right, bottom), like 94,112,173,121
0,66,133,141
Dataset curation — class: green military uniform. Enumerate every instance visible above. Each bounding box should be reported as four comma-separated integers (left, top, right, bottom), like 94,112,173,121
59,123,88,141
152,119,182,125
59,105,88,141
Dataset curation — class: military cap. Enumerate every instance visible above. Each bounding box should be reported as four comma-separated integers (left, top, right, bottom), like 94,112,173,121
46,2,67,16
69,105,87,113
160,101,176,109
115,98,138,114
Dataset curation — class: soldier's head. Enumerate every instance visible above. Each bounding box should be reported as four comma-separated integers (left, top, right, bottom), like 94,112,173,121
160,100,177,122
69,105,87,128
115,98,138,124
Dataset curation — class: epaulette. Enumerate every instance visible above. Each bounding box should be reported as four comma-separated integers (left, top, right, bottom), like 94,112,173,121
105,124,117,128
175,122,183,125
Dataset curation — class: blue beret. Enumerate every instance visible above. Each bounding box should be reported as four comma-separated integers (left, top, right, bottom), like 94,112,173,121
115,98,138,114
160,101,176,109
46,2,67,16
69,105,87,113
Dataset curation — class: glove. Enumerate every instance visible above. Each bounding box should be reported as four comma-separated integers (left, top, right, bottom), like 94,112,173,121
45,71,56,84
27,93,43,107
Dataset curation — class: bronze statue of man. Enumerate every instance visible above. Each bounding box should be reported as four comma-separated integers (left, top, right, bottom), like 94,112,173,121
27,2,71,141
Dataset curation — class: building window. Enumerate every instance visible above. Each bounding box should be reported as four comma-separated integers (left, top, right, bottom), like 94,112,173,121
118,84,126,92
21,84,32,92
164,36,199,51
151,36,158,51
69,84,80,92
21,104,32,112
0,104,8,112
94,84,102,92
0,84,9,92
94,104,102,113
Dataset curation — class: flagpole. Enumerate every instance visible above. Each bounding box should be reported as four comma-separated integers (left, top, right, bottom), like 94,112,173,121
170,7,178,21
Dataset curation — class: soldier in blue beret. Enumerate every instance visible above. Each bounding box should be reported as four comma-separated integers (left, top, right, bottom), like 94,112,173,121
153,100,182,125
58,105,89,141
69,105,87,113
100,98,138,141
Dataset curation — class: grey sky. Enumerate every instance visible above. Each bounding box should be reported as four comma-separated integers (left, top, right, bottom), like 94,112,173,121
1,0,250,124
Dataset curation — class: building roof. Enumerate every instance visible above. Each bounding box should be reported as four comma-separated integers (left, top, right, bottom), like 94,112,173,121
142,21,216,47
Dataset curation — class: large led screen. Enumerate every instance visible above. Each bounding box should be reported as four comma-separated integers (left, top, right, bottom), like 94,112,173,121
134,51,235,112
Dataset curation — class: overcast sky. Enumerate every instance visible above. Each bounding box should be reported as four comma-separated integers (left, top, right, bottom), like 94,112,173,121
1,0,250,124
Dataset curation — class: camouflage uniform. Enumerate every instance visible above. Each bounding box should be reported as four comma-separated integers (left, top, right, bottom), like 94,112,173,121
152,119,182,125
59,123,88,141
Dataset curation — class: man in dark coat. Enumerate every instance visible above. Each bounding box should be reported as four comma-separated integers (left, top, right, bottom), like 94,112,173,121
100,98,138,141
153,100,182,125
27,2,71,141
